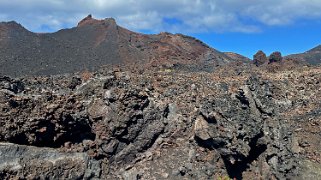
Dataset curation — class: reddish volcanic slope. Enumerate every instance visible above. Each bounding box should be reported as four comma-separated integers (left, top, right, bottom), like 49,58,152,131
0,15,235,77
286,45,321,65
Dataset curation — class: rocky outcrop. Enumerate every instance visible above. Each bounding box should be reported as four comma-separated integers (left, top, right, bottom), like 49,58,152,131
194,76,298,179
253,50,268,66
269,51,283,64
0,143,101,179
78,14,100,27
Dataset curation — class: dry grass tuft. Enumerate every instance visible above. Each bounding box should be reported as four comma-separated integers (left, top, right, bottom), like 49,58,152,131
81,69,93,81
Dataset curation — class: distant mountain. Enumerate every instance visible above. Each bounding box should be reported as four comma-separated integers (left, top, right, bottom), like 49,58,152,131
0,15,234,77
286,45,321,65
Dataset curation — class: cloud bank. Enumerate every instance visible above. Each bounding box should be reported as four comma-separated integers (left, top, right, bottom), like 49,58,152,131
0,0,321,33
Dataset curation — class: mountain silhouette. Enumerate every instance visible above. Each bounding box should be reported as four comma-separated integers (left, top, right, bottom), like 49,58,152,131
0,15,236,77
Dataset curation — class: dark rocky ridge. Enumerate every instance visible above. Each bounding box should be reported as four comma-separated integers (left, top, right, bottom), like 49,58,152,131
286,45,321,65
0,15,235,77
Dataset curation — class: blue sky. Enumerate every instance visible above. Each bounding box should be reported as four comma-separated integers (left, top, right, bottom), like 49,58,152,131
192,20,321,58
0,0,321,58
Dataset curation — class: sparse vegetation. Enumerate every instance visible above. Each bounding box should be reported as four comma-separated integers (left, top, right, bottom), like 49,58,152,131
80,69,93,81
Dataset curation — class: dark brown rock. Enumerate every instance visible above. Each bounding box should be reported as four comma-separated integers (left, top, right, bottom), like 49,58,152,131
269,51,283,63
253,50,268,66
1,62,320,179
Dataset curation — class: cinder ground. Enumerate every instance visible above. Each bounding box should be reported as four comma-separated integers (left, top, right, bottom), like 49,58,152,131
0,61,320,179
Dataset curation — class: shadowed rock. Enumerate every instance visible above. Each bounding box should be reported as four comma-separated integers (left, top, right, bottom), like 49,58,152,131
253,50,268,66
269,51,283,63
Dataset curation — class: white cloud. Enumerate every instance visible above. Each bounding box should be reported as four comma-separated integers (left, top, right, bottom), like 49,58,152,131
0,0,321,33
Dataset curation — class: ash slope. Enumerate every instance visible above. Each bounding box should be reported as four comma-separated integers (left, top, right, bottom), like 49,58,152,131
0,15,234,77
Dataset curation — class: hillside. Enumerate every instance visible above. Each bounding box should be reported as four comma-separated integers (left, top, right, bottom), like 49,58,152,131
223,52,251,63
286,45,321,65
0,15,234,77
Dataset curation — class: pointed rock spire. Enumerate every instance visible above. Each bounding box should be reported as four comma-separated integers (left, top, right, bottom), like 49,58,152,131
77,14,99,27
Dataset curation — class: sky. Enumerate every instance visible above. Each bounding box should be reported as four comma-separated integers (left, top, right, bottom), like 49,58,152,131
0,0,321,58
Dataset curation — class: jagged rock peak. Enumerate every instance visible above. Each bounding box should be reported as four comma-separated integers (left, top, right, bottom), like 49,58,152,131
0,21,28,34
0,21,18,25
77,15,117,27
0,21,24,28
77,14,98,26
104,17,116,24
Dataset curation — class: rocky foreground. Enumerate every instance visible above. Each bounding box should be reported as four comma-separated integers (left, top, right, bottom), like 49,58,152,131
0,63,321,179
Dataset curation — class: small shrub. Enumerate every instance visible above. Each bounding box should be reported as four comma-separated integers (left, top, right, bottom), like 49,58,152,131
217,175,234,180
81,69,93,81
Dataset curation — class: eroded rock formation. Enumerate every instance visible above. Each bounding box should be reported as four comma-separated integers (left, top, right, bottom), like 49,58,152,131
253,50,268,66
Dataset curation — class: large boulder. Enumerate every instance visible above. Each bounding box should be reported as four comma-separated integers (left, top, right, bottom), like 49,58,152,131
269,51,283,63
0,143,101,179
253,50,268,66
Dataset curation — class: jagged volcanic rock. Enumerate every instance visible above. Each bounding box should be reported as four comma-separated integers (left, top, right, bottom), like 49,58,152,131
1,64,321,179
253,50,268,66
269,51,283,64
